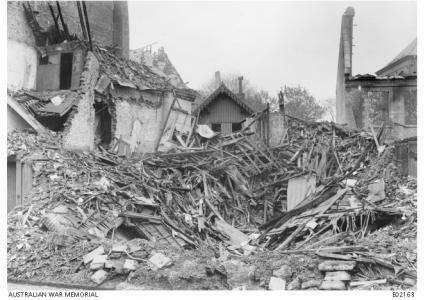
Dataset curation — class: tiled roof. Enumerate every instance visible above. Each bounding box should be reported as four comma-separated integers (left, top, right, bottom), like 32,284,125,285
192,83,256,115
376,38,417,75
93,45,173,91
386,38,417,66
8,90,79,118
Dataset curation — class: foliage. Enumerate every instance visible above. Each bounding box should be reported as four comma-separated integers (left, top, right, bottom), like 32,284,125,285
267,85,327,121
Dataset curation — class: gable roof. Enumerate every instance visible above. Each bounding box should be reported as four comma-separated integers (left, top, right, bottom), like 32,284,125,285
192,83,256,115
376,38,417,75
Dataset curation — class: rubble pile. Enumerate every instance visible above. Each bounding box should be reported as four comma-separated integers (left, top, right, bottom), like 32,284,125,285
7,114,416,289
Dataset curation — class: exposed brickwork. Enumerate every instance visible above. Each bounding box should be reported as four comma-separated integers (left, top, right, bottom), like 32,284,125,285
63,52,100,151
8,1,129,57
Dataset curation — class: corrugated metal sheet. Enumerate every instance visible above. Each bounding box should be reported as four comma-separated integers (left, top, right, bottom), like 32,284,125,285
287,175,316,211
7,158,33,212
7,162,16,213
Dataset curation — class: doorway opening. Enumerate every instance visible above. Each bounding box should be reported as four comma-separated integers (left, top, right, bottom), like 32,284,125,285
60,53,74,89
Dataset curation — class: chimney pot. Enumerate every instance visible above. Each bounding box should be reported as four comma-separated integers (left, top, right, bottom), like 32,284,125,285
215,71,221,87
238,76,244,99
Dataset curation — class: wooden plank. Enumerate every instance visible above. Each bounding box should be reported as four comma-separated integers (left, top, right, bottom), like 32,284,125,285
350,279,387,287
155,96,177,151
7,161,17,212
287,175,316,211
7,96,48,134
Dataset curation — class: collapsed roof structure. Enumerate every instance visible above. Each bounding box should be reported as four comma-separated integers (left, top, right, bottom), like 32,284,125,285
6,2,417,291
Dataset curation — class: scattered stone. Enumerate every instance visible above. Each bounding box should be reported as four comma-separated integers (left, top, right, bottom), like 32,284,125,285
123,259,138,272
224,260,257,289
232,285,247,290
320,280,346,290
272,265,293,280
148,253,172,270
105,258,124,271
127,239,143,253
91,269,108,285
116,282,141,290
324,271,351,281
83,246,104,264
111,243,127,253
268,277,286,290
403,278,416,286
318,260,356,271
90,255,107,270
286,277,301,290
301,279,321,289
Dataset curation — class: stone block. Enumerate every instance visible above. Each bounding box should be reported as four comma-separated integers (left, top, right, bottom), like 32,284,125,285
123,259,138,272
272,265,293,280
318,260,356,271
112,243,127,253
268,277,286,290
324,271,351,281
320,280,346,290
90,255,107,270
301,279,322,289
83,246,105,264
148,253,172,270
286,277,301,290
91,269,108,285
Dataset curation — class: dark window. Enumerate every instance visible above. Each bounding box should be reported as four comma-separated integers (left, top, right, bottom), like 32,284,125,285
211,123,221,132
232,122,242,132
60,52,73,89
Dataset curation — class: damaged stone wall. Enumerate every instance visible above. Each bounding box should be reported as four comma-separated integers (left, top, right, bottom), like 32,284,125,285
344,83,417,140
29,1,129,57
111,89,181,154
7,1,129,92
7,1,38,90
63,52,100,151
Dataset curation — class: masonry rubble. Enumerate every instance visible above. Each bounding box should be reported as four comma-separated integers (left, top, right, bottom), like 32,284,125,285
7,108,416,290
7,2,416,290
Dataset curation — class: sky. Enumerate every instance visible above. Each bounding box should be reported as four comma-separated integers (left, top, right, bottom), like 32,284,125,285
128,1,417,100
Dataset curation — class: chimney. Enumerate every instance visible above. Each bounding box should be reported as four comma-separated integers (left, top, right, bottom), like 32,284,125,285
238,76,244,99
278,91,285,114
341,7,355,76
215,71,221,87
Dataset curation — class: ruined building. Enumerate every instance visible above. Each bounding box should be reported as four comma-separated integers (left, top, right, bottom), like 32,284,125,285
7,1,197,210
7,1,196,154
335,7,417,142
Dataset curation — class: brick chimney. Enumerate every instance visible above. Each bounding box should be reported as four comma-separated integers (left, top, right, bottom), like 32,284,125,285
215,71,221,87
238,76,244,99
336,6,356,127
